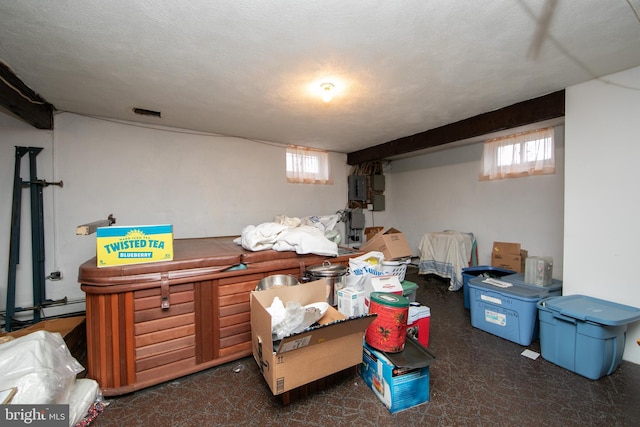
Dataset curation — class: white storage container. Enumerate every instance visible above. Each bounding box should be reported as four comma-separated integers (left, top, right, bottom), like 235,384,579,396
524,256,553,286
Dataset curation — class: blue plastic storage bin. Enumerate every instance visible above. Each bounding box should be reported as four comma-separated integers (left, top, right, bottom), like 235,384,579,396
468,275,562,345
462,266,515,309
537,295,640,380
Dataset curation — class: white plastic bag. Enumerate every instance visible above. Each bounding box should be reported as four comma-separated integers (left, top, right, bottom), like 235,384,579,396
272,301,305,340
266,296,287,329
345,251,386,290
0,330,85,405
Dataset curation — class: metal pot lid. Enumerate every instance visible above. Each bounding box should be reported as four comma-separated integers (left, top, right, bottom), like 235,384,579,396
306,261,348,276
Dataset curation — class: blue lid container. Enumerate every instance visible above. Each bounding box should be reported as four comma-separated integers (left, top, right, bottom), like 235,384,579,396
461,266,515,309
469,276,557,299
537,295,640,379
468,276,559,345
540,295,640,325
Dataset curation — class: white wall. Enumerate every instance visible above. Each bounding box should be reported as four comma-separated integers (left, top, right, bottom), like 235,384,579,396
564,65,640,364
375,128,565,276
0,112,348,320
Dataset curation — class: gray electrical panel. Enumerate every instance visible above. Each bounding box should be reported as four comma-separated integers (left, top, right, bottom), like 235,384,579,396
350,209,365,229
370,174,385,192
371,194,385,211
348,175,367,201
345,208,365,243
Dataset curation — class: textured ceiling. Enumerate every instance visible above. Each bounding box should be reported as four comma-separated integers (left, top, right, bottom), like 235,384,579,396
1,1,639,154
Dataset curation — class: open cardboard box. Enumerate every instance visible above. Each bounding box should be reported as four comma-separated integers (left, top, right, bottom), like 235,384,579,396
0,316,87,371
491,241,528,273
251,279,375,395
359,227,412,260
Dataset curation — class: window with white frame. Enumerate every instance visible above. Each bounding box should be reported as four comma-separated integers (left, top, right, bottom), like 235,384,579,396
480,127,555,180
286,145,332,184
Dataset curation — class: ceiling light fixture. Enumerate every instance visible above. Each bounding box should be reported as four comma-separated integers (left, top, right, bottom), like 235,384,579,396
320,82,335,103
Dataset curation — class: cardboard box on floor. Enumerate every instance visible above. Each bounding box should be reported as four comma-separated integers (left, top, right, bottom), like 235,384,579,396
359,338,435,413
0,316,85,340
251,279,376,395
0,316,86,366
491,242,528,273
359,228,412,260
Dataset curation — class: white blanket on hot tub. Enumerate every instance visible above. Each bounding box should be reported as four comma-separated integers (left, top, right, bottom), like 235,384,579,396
234,222,338,256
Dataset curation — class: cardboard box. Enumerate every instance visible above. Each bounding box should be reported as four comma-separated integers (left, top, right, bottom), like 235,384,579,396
0,316,86,366
364,275,403,310
359,228,412,260
0,316,85,341
337,287,366,317
96,224,173,267
492,241,521,255
491,242,527,273
364,227,384,242
251,279,375,395
359,338,434,413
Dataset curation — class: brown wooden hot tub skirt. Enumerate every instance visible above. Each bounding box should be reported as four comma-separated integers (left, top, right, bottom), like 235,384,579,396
79,236,361,396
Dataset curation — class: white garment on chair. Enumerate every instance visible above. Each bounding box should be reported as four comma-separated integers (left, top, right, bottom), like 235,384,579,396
418,230,474,291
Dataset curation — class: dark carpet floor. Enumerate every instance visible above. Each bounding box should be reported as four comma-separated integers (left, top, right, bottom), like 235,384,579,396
89,266,640,426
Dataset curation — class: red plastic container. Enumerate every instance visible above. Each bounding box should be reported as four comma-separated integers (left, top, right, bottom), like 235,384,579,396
407,303,431,348
365,292,410,352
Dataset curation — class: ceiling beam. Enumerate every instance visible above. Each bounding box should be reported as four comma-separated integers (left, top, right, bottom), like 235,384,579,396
347,90,565,165
0,62,54,129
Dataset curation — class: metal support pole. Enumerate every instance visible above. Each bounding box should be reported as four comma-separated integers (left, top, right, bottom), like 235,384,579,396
4,146,66,332
28,147,45,324
5,147,29,331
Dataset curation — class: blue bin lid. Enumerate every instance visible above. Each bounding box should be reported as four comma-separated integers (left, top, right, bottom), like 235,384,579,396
462,265,515,275
541,295,640,326
468,276,554,300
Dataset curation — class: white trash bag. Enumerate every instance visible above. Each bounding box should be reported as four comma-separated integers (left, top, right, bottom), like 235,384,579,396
345,251,386,290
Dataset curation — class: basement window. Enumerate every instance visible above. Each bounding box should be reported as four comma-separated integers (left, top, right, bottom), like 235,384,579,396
286,145,332,184
480,127,555,181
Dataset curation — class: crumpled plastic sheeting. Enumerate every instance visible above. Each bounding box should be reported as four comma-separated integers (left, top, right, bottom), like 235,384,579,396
266,296,287,329
299,214,341,234
68,378,101,427
271,301,304,340
267,296,305,339
0,330,85,405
